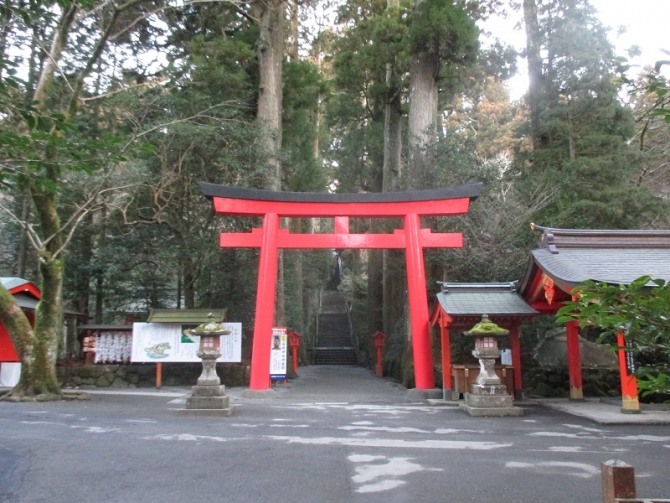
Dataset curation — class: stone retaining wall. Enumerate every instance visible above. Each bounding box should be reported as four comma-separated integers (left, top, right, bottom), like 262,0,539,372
57,362,250,389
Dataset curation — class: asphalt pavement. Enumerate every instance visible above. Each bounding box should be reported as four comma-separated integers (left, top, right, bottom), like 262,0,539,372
1,365,669,503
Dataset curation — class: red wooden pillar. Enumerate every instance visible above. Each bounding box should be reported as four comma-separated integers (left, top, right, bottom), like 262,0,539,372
404,213,435,390
566,320,583,400
249,212,280,390
509,326,523,400
617,332,640,413
439,315,452,400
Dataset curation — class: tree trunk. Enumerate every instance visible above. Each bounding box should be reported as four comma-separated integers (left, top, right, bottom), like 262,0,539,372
407,0,439,190
383,0,402,193
9,189,65,398
255,0,285,326
183,256,196,309
289,0,299,63
523,0,546,150
255,0,284,190
0,286,35,397
94,204,106,324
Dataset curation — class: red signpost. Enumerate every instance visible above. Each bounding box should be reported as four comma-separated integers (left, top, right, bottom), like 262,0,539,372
288,331,301,374
372,331,387,377
199,182,482,391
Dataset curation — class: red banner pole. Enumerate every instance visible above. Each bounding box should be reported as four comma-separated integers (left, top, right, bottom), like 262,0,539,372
249,212,280,390
617,332,640,413
404,213,435,390
440,320,451,400
509,326,523,400
566,320,583,400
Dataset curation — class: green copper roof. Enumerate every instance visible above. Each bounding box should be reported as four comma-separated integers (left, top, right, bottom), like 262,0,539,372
147,309,227,323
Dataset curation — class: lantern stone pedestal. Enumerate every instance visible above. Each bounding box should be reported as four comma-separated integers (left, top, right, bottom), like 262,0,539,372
459,315,523,417
177,316,235,417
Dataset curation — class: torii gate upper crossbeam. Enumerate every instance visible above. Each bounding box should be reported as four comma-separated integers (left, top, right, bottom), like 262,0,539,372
200,182,482,392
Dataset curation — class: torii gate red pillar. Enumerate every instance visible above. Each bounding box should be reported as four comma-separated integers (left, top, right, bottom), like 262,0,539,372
199,182,482,391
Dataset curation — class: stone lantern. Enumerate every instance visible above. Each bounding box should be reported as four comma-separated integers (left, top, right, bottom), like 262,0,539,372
459,314,522,417
180,314,234,416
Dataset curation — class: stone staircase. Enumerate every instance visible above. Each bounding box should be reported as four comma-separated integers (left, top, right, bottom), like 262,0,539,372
314,290,358,365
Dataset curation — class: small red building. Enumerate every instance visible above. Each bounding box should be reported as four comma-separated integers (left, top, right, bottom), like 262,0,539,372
518,225,670,412
0,277,41,363
431,282,538,400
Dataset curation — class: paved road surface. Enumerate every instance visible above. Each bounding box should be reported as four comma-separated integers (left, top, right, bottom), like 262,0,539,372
1,366,669,503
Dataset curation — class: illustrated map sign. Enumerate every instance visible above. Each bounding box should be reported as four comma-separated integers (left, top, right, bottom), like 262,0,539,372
269,327,287,381
131,322,242,363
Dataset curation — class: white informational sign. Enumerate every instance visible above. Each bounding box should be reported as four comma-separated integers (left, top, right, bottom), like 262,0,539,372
131,322,242,363
269,327,287,381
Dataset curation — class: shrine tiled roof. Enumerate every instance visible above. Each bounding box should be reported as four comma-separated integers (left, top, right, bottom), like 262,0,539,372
147,308,227,324
435,283,538,317
519,225,670,293
0,277,31,291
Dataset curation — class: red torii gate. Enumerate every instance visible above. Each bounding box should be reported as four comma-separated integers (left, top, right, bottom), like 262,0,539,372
199,182,482,391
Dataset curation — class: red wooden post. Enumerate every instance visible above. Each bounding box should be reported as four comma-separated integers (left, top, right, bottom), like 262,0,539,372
617,332,640,413
404,213,435,390
509,326,523,400
439,316,452,400
566,320,584,400
288,331,301,374
156,362,162,389
372,331,387,377
249,212,280,390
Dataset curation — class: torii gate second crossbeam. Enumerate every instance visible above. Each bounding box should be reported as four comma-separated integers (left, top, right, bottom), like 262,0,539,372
199,182,482,391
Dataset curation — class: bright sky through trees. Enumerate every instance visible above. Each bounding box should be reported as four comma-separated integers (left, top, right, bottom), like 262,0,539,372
481,0,670,100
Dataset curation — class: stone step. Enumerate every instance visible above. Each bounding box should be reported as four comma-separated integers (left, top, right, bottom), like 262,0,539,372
314,347,358,365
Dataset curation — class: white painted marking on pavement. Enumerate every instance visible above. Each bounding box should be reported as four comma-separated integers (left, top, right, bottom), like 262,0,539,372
619,435,670,442
267,436,512,450
530,431,594,439
564,424,605,433
340,426,429,433
348,453,443,494
351,456,423,484
352,421,374,425
142,433,235,442
349,454,385,462
231,424,259,428
434,428,481,434
126,419,157,423
357,480,405,493
548,446,583,452
506,461,600,479
269,424,310,428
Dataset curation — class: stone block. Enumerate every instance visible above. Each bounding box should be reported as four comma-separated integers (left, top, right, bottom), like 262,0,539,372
469,384,509,395
459,403,523,417
601,459,636,503
176,406,235,417
186,395,230,409
466,393,514,408
191,385,226,397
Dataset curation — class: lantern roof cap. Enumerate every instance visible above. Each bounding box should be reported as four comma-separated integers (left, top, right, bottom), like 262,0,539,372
463,314,509,337
187,313,231,337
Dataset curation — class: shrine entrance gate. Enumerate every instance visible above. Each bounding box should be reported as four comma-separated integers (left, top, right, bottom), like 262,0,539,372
199,182,482,391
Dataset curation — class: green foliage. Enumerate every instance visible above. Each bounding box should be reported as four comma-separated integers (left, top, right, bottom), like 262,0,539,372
557,276,670,397
409,0,479,64
283,60,327,192
518,0,664,229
